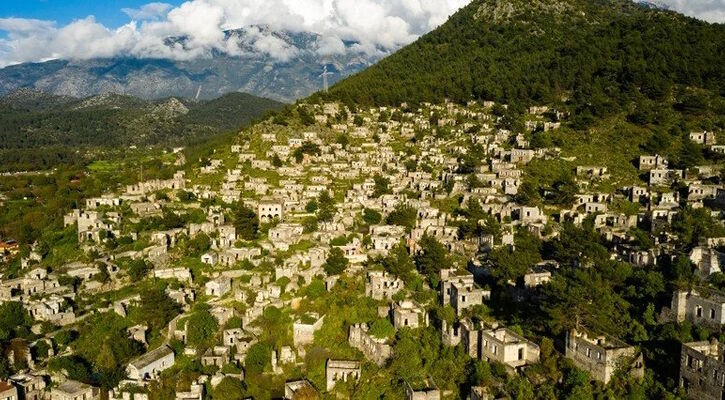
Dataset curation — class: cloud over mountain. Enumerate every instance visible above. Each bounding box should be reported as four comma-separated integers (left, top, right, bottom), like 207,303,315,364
655,0,725,23
0,0,469,67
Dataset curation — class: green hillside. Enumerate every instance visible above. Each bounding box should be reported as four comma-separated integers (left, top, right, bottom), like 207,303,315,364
0,90,283,171
0,90,283,150
327,0,724,113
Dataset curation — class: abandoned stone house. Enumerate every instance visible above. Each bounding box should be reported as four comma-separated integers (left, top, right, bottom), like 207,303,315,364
126,345,174,381
200,252,218,266
615,245,657,268
671,290,725,327
174,381,204,400
336,239,367,264
223,328,245,347
405,380,440,400
283,380,317,400
689,131,717,145
201,346,230,367
450,282,489,316
205,277,231,297
689,246,725,277
513,206,546,224
0,381,17,400
211,306,235,327
217,247,261,267
51,380,99,400
638,155,668,170
85,196,121,209
469,386,492,400
153,268,191,282
440,269,489,316
576,166,609,180
649,168,684,186
130,202,162,217
258,199,284,222
522,268,552,288
9,373,45,400
460,319,540,370
392,300,428,329
293,314,325,346
74,211,113,243
365,271,403,300
26,297,75,325
369,225,405,256
628,186,649,203
510,149,535,164
565,329,644,384
348,324,393,367
217,225,236,248
688,184,720,202
680,339,725,400
125,173,185,196
325,360,361,391
268,223,304,247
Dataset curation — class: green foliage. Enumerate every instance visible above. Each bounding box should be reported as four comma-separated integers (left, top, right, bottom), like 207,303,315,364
382,241,414,278
0,92,283,153
293,142,321,163
676,136,705,169
368,318,395,339
489,229,541,283
71,312,144,388
362,208,382,225
372,175,392,197
305,199,318,213
323,247,348,275
54,330,76,347
303,278,326,298
186,308,219,347
185,233,211,256
390,330,424,383
385,204,417,231
125,259,151,282
233,202,259,240
316,191,336,222
245,343,272,376
0,302,33,341
329,0,724,116
211,377,247,400
414,235,448,279
302,216,318,233
135,284,181,336
329,235,350,246
457,198,501,239
671,206,725,248
541,262,635,337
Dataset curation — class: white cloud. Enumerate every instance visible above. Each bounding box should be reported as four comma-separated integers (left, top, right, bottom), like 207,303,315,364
0,0,470,67
122,2,173,20
654,0,725,23
316,35,346,56
1,0,720,68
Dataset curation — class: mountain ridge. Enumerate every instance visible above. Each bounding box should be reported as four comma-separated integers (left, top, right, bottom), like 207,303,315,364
325,0,724,111
0,26,385,103
0,90,284,151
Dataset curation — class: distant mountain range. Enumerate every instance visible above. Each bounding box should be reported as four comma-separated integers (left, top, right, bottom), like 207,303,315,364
0,89,283,150
0,26,385,103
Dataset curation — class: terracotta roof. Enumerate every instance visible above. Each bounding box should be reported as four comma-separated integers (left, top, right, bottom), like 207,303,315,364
0,381,16,393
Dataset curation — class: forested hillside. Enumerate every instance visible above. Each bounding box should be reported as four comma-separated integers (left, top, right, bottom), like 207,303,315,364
327,0,724,115
0,90,283,171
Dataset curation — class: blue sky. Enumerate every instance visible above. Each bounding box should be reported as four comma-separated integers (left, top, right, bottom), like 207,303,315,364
0,1,183,28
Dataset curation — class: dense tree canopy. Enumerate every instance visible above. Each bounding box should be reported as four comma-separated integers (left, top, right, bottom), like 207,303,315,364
326,0,724,114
